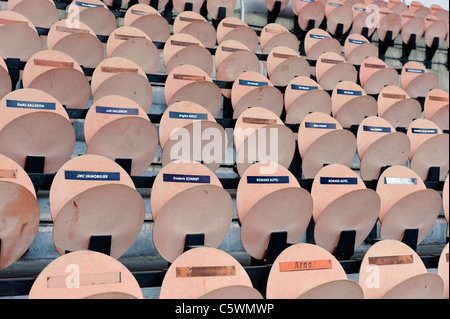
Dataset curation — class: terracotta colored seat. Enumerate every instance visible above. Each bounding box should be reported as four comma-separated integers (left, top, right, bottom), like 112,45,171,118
359,239,444,299
401,61,439,98
343,34,378,66
438,244,449,299
106,26,159,74
351,5,376,38
84,95,158,176
401,10,425,45
266,46,311,87
0,58,12,100
0,88,75,173
297,112,356,179
357,116,410,181
165,64,222,117
303,28,341,64
295,1,326,31
331,80,378,129
310,164,380,254
424,88,449,131
158,101,227,172
172,0,205,14
325,0,354,36
377,7,402,42
215,40,260,99
377,85,421,129
173,11,217,49
407,118,449,181
0,154,40,271
7,0,59,29
409,1,431,19
424,14,448,48
150,161,233,263
265,0,290,12
315,51,358,91
49,154,146,259
0,11,42,61
236,162,313,261
28,250,143,299
22,49,91,110
231,71,284,119
216,17,258,53
260,23,299,55
388,0,408,15
430,4,449,21
90,57,153,113
207,0,237,20
266,243,364,299
234,107,296,177
359,57,399,95
284,76,332,125
376,165,442,245
69,0,117,36
163,33,213,75
123,3,171,44
159,247,260,299
46,19,104,69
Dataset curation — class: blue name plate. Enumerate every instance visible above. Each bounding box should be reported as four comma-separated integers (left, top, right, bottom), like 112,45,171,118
336,89,363,96
6,99,56,110
75,1,104,7
96,106,139,115
411,128,438,134
328,2,343,6
291,84,318,91
310,34,330,40
405,68,425,73
169,111,208,120
363,125,391,133
305,122,337,129
65,171,120,181
239,79,268,87
320,177,358,185
348,38,367,45
247,176,290,184
163,173,210,184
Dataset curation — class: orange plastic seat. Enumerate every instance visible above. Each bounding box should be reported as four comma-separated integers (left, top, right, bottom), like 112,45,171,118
377,7,402,42
295,1,326,31
424,88,449,131
7,0,59,29
401,61,438,98
438,243,449,299
173,11,217,49
0,57,12,100
359,57,399,95
172,0,205,14
315,51,358,91
343,34,378,66
266,46,310,86
401,10,425,45
260,23,299,55
216,17,258,53
325,0,354,36
69,0,117,36
207,0,237,20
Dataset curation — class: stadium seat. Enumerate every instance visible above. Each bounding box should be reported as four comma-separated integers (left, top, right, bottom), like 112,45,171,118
376,165,442,245
216,17,259,53
22,49,91,110
231,71,284,119
343,34,378,66
356,116,411,181
106,26,160,75
150,161,233,263
284,76,332,125
163,33,213,75
359,57,399,95
303,28,341,74
331,80,378,129
424,88,449,131
0,88,75,173
297,112,356,179
28,250,143,299
234,107,296,177
295,0,326,31
310,163,380,254
69,0,117,36
172,0,205,14
158,101,227,172
260,23,299,55
265,0,290,12
444,178,449,234
325,0,354,37
438,243,449,299
377,85,422,129
407,118,449,181
237,162,313,261
90,57,153,113
352,3,376,38
424,13,448,48
215,40,261,99
206,0,237,20
315,51,358,91
0,154,40,271
388,0,408,15
46,19,104,69
401,61,439,99
159,247,260,299
84,95,158,176
0,11,42,61
377,7,402,42
401,10,425,46
266,46,311,86
429,3,449,21
173,11,217,49
266,243,364,299
7,0,59,31
165,64,222,117
359,239,444,299
123,3,171,44
409,1,431,19
49,154,145,259
0,57,12,100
